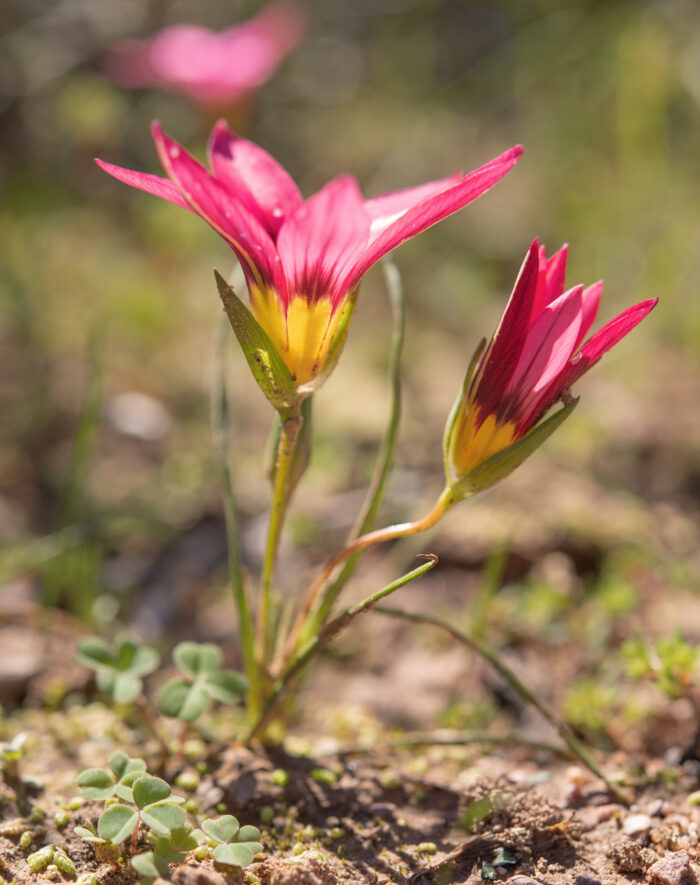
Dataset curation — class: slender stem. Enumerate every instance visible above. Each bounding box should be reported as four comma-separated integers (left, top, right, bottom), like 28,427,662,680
335,730,569,758
259,410,303,661
213,318,258,720
374,605,629,805
290,258,406,650
245,555,438,743
287,488,455,657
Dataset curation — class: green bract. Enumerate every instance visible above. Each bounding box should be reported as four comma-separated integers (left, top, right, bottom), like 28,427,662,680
158,641,248,723
75,636,160,704
445,398,579,502
215,272,299,418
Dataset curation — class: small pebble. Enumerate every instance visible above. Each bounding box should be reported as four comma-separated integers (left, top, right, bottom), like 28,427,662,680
623,813,651,836
648,800,664,817
647,849,696,885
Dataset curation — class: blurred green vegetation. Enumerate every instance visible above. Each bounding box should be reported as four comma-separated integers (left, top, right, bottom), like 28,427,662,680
1,0,699,655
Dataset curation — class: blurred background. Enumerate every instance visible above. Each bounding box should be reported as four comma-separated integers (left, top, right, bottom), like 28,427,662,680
2,0,700,746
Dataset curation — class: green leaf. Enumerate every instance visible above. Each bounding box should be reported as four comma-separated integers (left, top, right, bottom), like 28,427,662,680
128,644,160,676
448,398,579,500
75,637,113,669
74,825,106,843
111,672,142,704
201,815,240,844
98,805,138,844
169,826,202,852
131,850,166,878
173,641,222,678
213,842,260,867
77,768,114,801
108,752,130,779
115,638,141,670
114,783,135,803
237,825,262,843
442,337,486,482
215,271,299,415
203,670,249,705
133,775,171,808
158,678,209,722
141,803,186,835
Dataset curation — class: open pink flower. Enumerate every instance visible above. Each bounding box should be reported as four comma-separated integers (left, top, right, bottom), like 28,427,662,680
96,122,522,388
105,2,306,108
447,239,658,477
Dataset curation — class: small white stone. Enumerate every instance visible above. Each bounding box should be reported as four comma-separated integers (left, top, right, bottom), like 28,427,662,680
623,813,652,836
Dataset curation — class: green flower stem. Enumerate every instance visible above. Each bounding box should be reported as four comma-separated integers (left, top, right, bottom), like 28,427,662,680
258,409,303,663
285,258,406,658
245,555,438,743
286,487,456,660
214,317,258,721
373,605,630,806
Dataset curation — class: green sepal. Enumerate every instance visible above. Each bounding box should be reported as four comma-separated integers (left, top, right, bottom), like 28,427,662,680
446,398,579,501
215,271,299,417
442,338,486,483
296,290,358,397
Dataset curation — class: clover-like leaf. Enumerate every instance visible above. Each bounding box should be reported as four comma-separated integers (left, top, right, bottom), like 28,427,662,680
131,850,166,879
133,775,171,808
75,638,113,670
174,642,222,679
141,802,186,835
98,804,139,844
203,670,249,705
170,826,202,852
201,815,240,844
74,823,107,844
237,825,262,843
213,842,260,867
77,768,115,801
158,678,209,722
111,672,143,704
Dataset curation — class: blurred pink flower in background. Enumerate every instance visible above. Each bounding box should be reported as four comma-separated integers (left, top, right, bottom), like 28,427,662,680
105,2,306,108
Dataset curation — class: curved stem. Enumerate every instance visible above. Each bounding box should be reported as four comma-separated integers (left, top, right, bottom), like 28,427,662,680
374,605,629,806
284,487,455,659
258,411,303,661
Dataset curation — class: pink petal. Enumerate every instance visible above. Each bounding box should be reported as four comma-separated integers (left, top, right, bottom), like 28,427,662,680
152,123,285,296
339,144,523,293
243,2,307,56
276,175,370,304
470,240,541,417
94,159,192,211
573,281,603,350
504,285,583,426
364,173,463,237
207,120,303,237
561,298,658,389
530,244,568,320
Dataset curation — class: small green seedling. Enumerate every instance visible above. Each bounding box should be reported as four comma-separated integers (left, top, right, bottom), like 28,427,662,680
131,825,201,883
95,776,185,845
76,636,159,704
77,751,147,801
158,642,248,723
0,733,27,783
198,815,262,867
622,633,699,700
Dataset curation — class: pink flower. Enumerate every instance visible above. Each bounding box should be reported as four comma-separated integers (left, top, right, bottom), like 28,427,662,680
96,122,522,388
446,239,657,477
105,2,306,108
